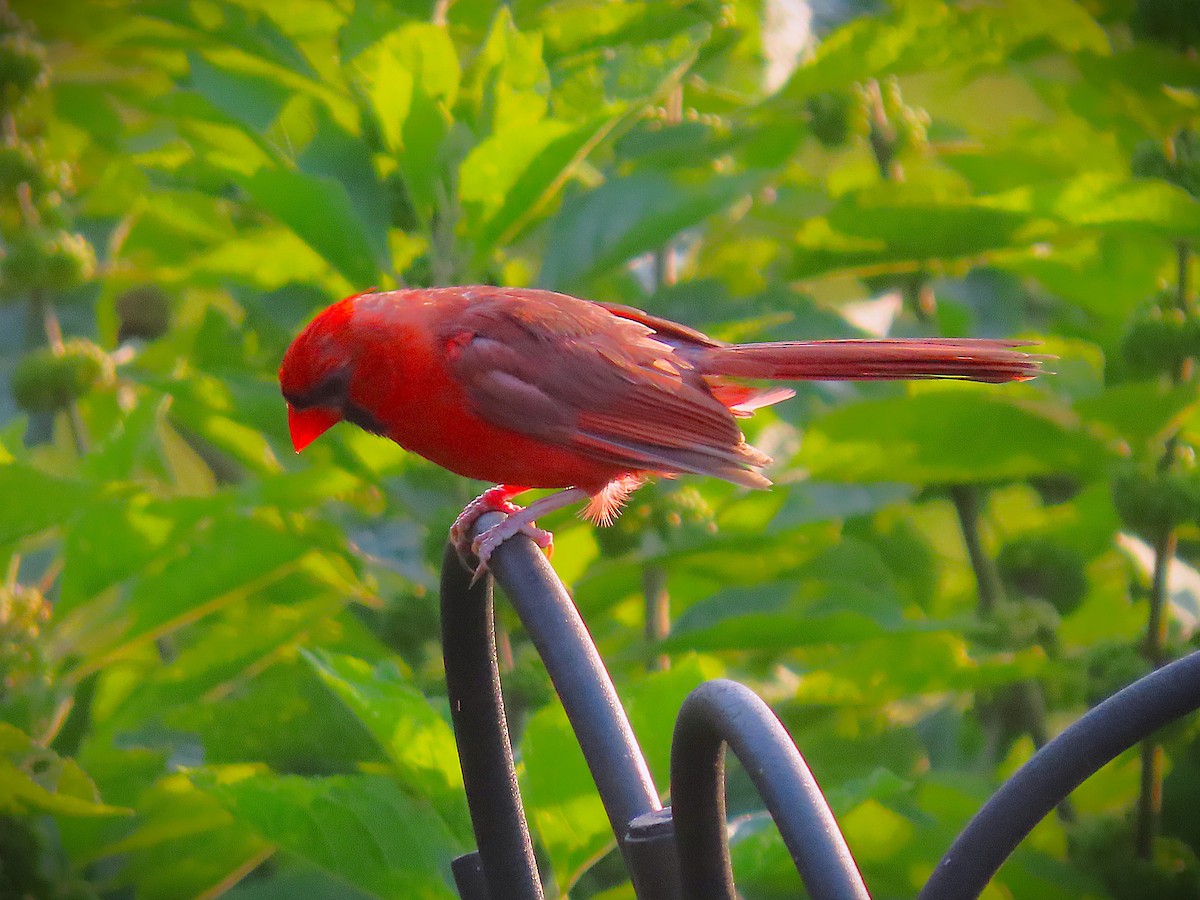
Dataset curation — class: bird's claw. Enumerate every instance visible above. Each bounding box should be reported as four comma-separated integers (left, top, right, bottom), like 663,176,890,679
451,486,553,583
450,487,520,569
467,519,554,586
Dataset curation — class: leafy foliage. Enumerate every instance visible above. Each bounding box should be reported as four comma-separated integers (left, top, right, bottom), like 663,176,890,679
2,0,1200,897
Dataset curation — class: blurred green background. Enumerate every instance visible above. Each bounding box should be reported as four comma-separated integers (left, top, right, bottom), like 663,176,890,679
3,0,1200,897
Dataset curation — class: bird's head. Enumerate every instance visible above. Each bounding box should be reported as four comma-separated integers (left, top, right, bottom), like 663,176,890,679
278,292,385,453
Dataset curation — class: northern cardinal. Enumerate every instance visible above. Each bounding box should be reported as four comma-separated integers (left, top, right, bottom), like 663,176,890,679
279,286,1040,576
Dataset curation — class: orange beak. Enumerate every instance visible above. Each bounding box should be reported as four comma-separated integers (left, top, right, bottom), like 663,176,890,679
287,403,341,453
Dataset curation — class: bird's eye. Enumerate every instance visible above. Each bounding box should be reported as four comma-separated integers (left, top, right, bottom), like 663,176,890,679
285,366,351,409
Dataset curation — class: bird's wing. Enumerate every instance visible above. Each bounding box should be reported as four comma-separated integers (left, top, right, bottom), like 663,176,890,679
441,288,770,488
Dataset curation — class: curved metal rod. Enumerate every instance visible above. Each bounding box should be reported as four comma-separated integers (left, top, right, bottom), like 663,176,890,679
441,539,543,900
460,514,669,894
671,679,871,900
920,647,1200,900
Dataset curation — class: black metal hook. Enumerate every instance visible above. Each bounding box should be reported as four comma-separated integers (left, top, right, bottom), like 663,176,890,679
440,535,542,900
671,679,871,900
442,515,677,898
919,647,1200,900
440,515,1200,900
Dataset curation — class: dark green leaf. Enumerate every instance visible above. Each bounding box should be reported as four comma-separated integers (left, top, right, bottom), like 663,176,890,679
191,768,460,899
540,171,760,290
186,52,292,135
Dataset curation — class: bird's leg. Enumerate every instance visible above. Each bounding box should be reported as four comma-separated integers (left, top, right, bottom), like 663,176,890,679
453,485,590,582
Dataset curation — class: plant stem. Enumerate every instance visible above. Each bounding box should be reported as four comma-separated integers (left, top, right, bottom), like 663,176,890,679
949,485,1004,616
1135,240,1192,858
950,483,1072,817
642,563,670,671
50,671,97,757
864,80,903,182
1136,526,1175,857
432,177,459,287
641,86,684,671
33,290,89,455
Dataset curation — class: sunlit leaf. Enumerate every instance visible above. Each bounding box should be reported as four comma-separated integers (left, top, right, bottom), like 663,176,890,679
353,23,458,219
140,0,320,78
303,650,471,840
463,7,549,134
1075,381,1200,451
777,0,1106,103
461,115,615,254
0,724,129,818
66,513,314,667
798,392,1114,484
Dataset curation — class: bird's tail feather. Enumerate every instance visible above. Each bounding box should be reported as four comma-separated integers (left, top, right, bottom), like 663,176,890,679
697,338,1044,384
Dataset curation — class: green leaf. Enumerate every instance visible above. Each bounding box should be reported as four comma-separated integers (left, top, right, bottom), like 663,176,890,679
294,108,392,276
1067,46,1200,143
165,659,385,771
107,592,350,731
0,463,93,545
353,23,459,219
303,650,471,840
58,492,185,613
68,512,314,666
80,391,165,483
191,767,460,899
88,772,270,900
769,482,914,530
54,82,123,149
187,52,293,135
461,115,615,254
666,543,913,653
540,171,760,290
550,23,709,120
0,724,129,818
532,1,703,57
520,704,615,889
776,0,1106,102
519,656,721,889
800,175,1200,282
350,24,458,153
1075,381,1200,451
223,861,377,900
463,7,549,134
1005,234,1172,324
979,174,1200,240
798,391,1114,484
141,0,319,79
798,632,1046,701
240,167,382,286
623,655,723,792
791,182,1039,278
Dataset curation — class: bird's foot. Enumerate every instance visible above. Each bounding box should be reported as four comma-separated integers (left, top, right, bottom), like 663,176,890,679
470,514,554,584
451,485,591,583
450,486,552,583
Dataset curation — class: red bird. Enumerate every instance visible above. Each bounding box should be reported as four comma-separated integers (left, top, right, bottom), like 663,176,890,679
279,286,1040,576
